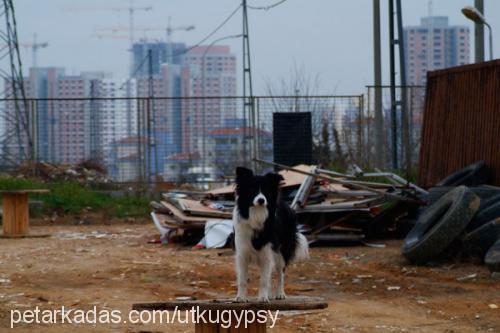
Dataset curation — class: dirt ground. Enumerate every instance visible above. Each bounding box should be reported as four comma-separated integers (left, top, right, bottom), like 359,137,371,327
0,221,499,333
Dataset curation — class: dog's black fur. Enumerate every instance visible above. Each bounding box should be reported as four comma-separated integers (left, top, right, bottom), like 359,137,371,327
235,166,299,264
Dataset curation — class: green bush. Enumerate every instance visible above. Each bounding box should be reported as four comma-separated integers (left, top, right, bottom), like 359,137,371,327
0,177,149,218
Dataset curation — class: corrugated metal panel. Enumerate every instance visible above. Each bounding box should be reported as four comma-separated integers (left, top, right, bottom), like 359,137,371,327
419,60,500,187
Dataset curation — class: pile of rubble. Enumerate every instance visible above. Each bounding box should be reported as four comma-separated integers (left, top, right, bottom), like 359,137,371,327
150,162,425,247
14,161,112,185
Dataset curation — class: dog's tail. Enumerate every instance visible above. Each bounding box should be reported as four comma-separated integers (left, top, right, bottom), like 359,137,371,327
294,233,310,262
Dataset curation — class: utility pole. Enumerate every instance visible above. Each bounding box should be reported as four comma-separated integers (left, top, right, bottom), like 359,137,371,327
474,0,485,62
388,0,398,170
386,0,409,171
242,0,255,169
146,49,159,182
396,0,410,176
89,80,100,161
372,0,384,168
388,0,407,171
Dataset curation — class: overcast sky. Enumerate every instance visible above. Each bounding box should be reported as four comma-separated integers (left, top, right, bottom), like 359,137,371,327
12,0,500,95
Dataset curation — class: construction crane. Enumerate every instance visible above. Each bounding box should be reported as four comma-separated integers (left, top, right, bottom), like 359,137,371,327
19,34,48,68
92,34,163,45
64,1,153,47
166,17,195,44
94,17,195,45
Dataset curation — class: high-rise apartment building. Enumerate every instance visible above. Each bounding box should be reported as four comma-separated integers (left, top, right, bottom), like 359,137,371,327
1,69,140,165
404,16,470,85
97,78,137,163
181,45,237,153
131,41,186,77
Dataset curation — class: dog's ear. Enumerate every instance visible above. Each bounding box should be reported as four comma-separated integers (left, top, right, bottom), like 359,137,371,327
264,172,284,188
235,167,253,184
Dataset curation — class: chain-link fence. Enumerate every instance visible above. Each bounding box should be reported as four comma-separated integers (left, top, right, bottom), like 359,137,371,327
252,96,366,172
365,86,426,173
0,93,423,186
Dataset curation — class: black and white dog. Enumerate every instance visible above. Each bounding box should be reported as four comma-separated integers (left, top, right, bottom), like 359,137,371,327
233,167,309,302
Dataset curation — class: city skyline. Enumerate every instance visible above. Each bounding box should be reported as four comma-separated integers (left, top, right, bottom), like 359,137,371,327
13,0,500,95
1,40,240,181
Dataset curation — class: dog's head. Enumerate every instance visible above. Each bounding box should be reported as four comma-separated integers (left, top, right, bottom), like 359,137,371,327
235,167,284,219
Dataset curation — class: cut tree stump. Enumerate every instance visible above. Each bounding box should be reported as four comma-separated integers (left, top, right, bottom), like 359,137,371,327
132,296,328,332
0,190,50,238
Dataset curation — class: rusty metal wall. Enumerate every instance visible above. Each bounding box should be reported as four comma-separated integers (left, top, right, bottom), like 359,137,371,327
419,60,500,187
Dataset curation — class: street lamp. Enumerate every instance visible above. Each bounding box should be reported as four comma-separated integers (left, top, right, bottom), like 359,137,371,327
462,5,493,60
201,34,242,185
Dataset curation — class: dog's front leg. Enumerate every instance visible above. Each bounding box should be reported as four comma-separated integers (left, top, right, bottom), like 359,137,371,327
274,254,286,300
257,249,273,302
235,253,249,302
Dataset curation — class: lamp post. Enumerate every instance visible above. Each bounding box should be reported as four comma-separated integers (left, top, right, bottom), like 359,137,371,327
462,5,493,60
201,34,242,186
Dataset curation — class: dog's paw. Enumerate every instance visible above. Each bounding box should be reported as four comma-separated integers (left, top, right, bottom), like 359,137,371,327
257,295,270,303
275,292,286,300
234,296,249,303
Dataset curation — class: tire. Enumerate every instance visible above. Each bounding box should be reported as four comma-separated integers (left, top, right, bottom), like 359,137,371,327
469,201,500,230
402,186,480,264
462,219,500,257
479,193,500,211
428,185,500,206
436,161,491,187
485,239,500,272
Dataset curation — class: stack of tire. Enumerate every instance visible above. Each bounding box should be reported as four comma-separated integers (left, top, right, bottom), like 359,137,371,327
402,161,500,273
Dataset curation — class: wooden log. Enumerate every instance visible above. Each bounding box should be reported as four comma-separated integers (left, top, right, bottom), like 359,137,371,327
2,192,29,237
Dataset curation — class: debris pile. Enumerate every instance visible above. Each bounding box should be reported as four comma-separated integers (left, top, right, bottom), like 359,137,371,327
14,161,112,185
150,162,425,248
401,161,500,274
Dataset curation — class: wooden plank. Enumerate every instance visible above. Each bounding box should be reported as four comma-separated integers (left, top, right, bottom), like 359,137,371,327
195,323,218,333
160,201,209,224
132,296,327,312
0,189,49,194
205,164,313,196
177,198,232,219
153,213,205,229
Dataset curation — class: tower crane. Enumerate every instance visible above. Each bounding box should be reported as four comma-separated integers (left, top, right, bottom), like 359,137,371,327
94,18,195,63
166,17,196,44
19,34,48,68
94,17,195,45
64,1,153,47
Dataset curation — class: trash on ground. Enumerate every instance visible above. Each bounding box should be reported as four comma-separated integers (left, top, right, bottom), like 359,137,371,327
150,162,424,246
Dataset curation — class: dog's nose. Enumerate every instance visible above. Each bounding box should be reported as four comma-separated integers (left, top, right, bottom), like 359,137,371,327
257,198,265,205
